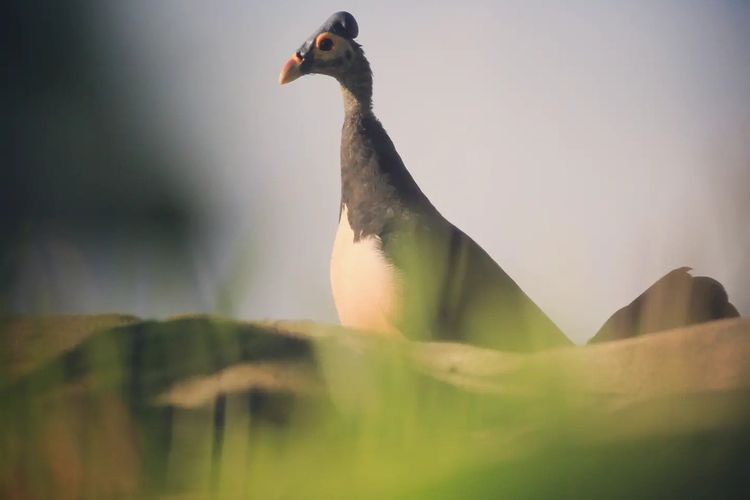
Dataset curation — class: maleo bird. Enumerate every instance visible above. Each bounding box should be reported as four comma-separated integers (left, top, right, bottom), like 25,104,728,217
278,11,569,352
279,12,739,351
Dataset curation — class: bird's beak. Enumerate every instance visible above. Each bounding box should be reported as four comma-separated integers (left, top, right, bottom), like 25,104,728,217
279,53,304,85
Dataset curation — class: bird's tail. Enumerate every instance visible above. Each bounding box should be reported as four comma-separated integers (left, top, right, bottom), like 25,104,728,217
589,267,739,344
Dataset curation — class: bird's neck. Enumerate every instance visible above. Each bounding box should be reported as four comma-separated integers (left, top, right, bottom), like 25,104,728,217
339,60,373,115
337,62,430,239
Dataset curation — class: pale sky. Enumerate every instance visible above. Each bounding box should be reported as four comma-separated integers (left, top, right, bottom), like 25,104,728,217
17,1,750,344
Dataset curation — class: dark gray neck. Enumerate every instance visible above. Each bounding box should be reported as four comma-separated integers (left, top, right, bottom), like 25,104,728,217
339,57,372,115
338,54,431,241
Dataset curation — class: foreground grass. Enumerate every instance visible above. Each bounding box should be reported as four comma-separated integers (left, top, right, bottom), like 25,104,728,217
2,315,749,499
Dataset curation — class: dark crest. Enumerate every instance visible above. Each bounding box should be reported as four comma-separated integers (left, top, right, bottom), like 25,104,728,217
299,12,359,58
319,11,359,39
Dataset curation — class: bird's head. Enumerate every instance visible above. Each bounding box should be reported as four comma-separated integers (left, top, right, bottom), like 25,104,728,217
279,11,362,85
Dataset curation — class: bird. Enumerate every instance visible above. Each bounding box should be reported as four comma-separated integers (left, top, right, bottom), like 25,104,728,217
278,12,739,351
279,11,571,352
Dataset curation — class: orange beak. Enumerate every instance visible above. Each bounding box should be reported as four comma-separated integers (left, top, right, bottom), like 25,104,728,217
279,53,304,85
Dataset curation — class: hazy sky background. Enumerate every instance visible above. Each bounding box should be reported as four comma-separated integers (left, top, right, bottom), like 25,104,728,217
16,1,750,344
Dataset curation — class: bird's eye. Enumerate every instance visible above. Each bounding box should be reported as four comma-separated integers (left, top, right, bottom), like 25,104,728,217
317,36,334,51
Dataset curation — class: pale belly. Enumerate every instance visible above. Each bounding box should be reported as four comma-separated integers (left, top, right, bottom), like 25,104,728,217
330,205,402,335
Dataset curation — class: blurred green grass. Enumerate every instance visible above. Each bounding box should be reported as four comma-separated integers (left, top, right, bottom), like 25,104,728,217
2,316,749,499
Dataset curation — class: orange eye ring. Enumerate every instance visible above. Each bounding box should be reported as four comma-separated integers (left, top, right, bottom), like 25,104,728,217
316,33,334,51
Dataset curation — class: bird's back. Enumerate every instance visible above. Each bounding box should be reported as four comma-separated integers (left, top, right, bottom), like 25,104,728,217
381,209,571,351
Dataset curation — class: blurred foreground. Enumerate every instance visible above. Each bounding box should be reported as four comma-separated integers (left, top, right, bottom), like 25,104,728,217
2,315,749,499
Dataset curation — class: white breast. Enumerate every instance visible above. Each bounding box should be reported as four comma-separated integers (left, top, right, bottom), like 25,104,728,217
330,205,401,335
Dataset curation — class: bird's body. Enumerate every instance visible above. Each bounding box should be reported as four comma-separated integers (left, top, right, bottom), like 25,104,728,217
281,12,570,351
332,105,569,350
